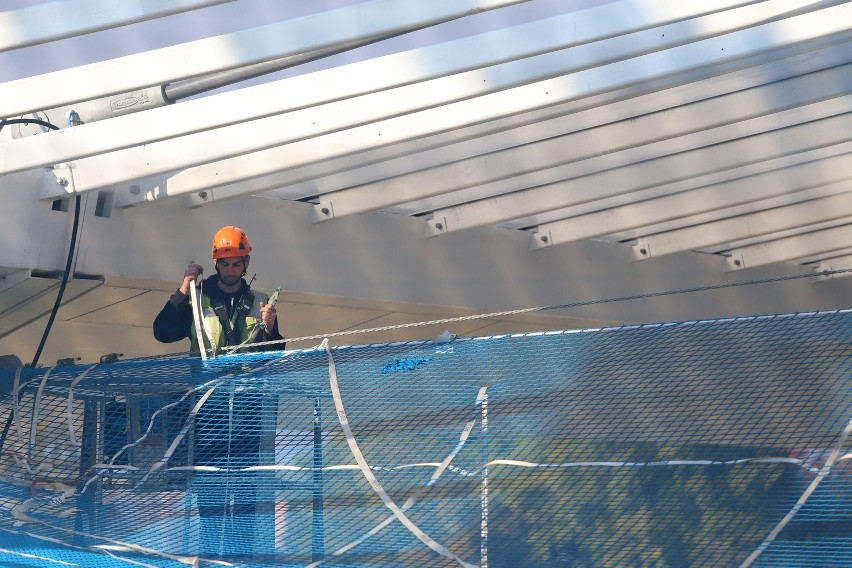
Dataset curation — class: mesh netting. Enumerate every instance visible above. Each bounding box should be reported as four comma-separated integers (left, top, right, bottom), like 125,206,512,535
0,310,849,567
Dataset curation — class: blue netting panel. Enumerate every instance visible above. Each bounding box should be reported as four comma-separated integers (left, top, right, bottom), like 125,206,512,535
0,310,848,567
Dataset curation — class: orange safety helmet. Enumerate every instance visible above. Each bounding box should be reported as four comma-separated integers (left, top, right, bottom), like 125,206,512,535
211,226,252,260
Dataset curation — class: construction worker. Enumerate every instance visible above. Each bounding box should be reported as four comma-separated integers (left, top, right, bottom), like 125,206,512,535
154,225,284,353
153,225,283,560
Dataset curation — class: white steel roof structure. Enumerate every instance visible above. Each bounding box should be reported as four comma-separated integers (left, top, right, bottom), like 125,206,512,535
0,0,850,365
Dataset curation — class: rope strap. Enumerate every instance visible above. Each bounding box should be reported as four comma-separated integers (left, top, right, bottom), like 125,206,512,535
323,338,478,568
738,416,852,568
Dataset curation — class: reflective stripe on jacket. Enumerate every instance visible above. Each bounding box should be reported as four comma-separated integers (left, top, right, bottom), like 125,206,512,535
189,289,269,354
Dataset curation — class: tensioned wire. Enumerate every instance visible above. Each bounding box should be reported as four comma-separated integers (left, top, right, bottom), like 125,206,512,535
228,267,852,352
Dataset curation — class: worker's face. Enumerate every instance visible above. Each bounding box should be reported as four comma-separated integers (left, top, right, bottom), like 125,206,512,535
216,256,247,287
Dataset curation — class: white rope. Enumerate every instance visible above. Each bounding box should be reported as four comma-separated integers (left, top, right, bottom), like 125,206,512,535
78,378,223,497
0,519,196,567
86,355,282,492
738,416,852,568
189,277,209,361
158,453,844,476
29,367,54,455
221,386,236,558
0,545,76,566
139,386,217,484
80,384,220,494
66,364,97,448
480,390,488,568
308,385,488,567
322,338,478,568
486,457,821,472
11,367,24,445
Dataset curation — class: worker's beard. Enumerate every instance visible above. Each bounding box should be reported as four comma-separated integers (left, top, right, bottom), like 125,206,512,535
216,269,243,288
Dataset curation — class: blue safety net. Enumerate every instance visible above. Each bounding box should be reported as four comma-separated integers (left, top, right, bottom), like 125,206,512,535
0,310,849,567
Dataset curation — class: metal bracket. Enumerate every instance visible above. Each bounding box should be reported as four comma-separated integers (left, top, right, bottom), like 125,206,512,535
313,201,335,223
529,230,553,250
112,175,170,208
726,253,746,271
427,216,448,237
184,188,215,209
39,164,76,200
630,239,652,262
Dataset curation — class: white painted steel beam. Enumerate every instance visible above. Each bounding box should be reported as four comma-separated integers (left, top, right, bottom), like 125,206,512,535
0,0,232,52
529,149,852,244
28,0,820,199
627,182,852,260
799,246,852,264
424,101,852,236
75,1,852,207
537,166,852,252
506,146,852,236
702,216,852,253
726,224,852,270
196,43,852,208
0,0,528,119
589,147,852,242
0,0,768,177
496,145,852,231
318,65,852,220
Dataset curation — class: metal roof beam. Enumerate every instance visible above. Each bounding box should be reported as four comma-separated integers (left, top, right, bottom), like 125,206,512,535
3,0,653,175
317,64,852,220
798,246,852,264
29,1,852,203
628,183,852,260
193,43,852,208
31,0,816,199
726,224,852,270
703,216,852,253
594,155,852,242
506,147,852,231
0,0,528,118
425,103,852,236
0,0,233,52
534,161,852,251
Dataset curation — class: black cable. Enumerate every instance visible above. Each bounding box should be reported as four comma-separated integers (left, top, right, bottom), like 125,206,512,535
0,117,60,133
0,118,82,456
16,117,77,368
30,193,81,367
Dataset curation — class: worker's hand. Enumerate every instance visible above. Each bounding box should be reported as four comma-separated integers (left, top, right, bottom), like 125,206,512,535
259,301,277,334
179,263,203,295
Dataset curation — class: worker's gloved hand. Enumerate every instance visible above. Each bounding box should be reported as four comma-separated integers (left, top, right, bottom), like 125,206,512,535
180,263,204,294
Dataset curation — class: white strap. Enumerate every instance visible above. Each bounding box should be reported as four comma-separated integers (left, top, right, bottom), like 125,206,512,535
29,367,54,455
0,544,76,566
738,417,852,568
322,338,477,568
140,386,217,484
188,278,208,361
0,518,195,567
309,385,488,567
66,364,97,448
11,367,24,445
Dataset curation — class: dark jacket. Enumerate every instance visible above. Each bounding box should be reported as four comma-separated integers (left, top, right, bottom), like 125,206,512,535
153,274,284,351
